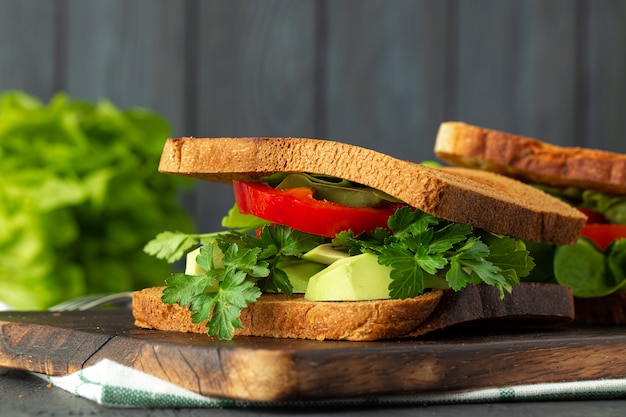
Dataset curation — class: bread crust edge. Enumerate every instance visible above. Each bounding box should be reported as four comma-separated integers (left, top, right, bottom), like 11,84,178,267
132,287,443,341
158,136,585,245
435,121,626,195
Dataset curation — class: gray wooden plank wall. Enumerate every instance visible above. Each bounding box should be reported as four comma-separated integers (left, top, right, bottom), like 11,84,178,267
1,0,625,232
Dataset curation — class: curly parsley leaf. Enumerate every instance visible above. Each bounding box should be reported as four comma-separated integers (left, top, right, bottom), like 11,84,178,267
378,227,465,299
267,266,292,296
217,225,325,296
333,230,386,255
431,223,474,252
144,231,221,263
259,225,325,256
154,206,534,340
484,234,535,279
378,243,427,298
337,206,529,299
160,226,327,340
161,243,266,340
196,243,216,271
222,243,270,278
188,270,261,340
447,238,514,297
388,206,439,239
162,271,219,307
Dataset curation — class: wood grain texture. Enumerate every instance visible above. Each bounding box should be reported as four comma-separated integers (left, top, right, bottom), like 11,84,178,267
1,309,625,402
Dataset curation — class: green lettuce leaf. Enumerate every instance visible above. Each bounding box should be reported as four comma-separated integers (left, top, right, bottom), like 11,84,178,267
582,190,626,224
554,237,626,297
0,90,194,309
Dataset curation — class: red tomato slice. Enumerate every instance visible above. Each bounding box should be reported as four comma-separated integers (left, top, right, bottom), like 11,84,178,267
233,180,402,238
577,208,606,224
580,223,626,251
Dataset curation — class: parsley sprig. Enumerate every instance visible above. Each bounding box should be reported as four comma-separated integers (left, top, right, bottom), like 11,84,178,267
333,207,534,299
143,231,220,263
159,226,326,339
162,243,267,339
144,206,534,339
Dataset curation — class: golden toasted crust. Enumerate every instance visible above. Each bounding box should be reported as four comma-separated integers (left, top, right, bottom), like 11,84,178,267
132,287,443,341
435,121,626,195
133,284,575,340
159,137,585,244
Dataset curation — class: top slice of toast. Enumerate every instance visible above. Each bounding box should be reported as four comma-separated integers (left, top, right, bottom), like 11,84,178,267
435,121,626,196
159,136,585,245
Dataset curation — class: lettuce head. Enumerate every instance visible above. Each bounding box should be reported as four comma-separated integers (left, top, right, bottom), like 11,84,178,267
0,91,194,309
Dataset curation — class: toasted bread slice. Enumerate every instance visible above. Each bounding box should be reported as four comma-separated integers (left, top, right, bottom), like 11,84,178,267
435,122,626,324
158,137,585,245
132,284,574,341
435,121,626,195
132,287,443,341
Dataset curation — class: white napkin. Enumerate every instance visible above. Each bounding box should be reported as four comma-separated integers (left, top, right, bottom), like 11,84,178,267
38,359,626,408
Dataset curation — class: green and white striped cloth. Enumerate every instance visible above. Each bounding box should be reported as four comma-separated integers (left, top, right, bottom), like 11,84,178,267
38,359,626,408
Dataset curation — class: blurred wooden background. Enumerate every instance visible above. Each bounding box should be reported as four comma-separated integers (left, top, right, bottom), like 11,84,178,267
1,0,625,232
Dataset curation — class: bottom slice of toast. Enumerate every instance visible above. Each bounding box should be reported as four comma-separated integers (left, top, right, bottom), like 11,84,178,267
132,287,443,341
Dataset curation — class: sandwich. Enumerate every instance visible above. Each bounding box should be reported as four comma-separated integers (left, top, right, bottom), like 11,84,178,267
133,136,586,341
435,121,626,324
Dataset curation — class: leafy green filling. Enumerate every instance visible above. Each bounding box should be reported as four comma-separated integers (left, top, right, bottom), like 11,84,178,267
550,238,626,298
526,185,626,297
333,207,533,299
524,236,626,298
536,185,626,225
145,206,534,340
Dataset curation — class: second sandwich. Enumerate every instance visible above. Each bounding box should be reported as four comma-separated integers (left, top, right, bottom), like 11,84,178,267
435,121,626,324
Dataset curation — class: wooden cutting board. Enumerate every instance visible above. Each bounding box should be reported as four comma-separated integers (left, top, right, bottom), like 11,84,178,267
2,309,626,402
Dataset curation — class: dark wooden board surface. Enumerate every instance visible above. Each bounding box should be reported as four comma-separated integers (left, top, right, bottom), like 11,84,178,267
2,309,626,402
